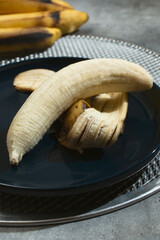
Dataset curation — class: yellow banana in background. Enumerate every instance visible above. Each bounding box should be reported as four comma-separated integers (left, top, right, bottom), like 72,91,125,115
0,10,89,34
0,0,73,14
0,0,89,59
0,27,61,59
56,10,88,34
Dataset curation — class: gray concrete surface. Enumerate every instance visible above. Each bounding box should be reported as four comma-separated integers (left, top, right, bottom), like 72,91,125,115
0,192,160,240
0,0,160,239
71,0,160,52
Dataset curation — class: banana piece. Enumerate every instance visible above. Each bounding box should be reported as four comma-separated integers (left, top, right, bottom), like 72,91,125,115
59,93,128,151
7,59,153,165
0,27,61,59
0,10,88,35
0,0,73,14
13,69,55,92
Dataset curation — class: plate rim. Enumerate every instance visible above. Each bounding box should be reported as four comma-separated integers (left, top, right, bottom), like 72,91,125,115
1,34,160,67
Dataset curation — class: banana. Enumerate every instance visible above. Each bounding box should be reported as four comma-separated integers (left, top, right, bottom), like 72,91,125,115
55,10,88,34
12,69,128,150
7,59,153,165
59,93,128,151
0,0,73,14
14,69,55,92
0,10,88,35
0,27,61,59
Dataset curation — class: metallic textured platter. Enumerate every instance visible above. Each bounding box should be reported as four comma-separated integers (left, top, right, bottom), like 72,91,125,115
0,35,159,226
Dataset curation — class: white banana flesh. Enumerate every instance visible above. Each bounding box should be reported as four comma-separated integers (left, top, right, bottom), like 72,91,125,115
7,58,153,165
13,68,55,92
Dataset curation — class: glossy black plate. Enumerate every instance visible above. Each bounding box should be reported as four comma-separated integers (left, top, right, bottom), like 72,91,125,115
0,57,160,196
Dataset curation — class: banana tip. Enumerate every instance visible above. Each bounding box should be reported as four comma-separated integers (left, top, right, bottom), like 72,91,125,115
9,150,22,166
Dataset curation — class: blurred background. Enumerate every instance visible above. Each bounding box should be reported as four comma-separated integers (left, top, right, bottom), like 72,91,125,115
68,0,160,52
0,0,159,59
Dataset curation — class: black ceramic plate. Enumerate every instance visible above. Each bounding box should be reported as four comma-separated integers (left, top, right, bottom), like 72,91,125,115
0,56,160,196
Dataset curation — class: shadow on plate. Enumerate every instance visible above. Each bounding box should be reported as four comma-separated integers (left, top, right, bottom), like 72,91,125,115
46,142,103,163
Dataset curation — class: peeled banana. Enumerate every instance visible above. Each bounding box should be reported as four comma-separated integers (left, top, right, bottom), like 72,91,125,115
0,27,61,59
0,0,73,14
13,69,128,151
7,59,153,165
12,68,128,151
0,10,88,34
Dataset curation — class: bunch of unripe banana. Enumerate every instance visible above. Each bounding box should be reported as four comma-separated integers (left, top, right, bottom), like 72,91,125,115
7,58,153,165
0,0,88,59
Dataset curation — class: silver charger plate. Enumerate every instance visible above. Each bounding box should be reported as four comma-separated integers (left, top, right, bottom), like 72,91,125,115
0,34,159,226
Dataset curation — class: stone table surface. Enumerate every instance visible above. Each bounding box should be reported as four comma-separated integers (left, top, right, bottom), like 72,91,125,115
0,0,160,239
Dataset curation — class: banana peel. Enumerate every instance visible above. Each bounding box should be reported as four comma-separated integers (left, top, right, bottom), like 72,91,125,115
58,93,129,151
